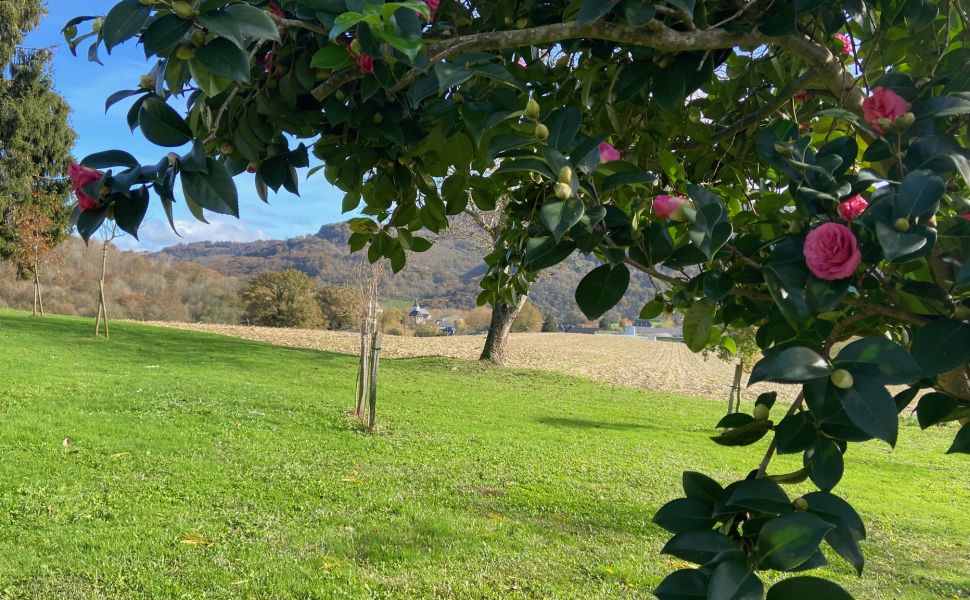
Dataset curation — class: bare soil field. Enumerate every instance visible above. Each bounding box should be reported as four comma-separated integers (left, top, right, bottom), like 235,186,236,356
143,321,797,402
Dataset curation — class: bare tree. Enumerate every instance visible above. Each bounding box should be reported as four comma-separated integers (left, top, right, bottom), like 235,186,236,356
94,222,119,338
354,257,385,429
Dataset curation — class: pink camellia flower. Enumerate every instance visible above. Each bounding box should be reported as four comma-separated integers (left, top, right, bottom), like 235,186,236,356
599,142,621,163
68,163,102,212
653,195,691,222
420,0,440,21
835,33,852,54
803,222,862,281
517,57,528,67
794,90,812,103
863,87,910,133
838,195,868,222
356,53,374,74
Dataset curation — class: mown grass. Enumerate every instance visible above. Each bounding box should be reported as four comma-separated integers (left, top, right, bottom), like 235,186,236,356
0,310,966,599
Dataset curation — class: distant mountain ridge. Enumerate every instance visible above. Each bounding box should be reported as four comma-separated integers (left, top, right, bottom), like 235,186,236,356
156,222,655,321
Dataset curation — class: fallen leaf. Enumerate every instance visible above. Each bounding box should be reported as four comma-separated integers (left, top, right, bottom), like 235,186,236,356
341,476,360,483
111,452,131,459
178,534,212,546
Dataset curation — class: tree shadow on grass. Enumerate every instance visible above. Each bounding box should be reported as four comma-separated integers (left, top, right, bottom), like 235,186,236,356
535,416,656,432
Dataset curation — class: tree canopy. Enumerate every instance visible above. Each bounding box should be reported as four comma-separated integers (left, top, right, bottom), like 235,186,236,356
60,1,970,597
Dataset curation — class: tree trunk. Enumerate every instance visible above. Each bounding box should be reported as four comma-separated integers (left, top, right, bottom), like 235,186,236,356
95,240,110,338
34,264,44,316
479,295,528,364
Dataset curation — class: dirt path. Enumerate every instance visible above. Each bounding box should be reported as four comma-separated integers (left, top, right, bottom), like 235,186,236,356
141,321,799,402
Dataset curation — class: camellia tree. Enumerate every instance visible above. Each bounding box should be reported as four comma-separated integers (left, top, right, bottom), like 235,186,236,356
60,0,970,597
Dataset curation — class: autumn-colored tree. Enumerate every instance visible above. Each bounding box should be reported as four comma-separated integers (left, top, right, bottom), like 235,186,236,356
317,285,363,330
10,205,55,316
379,307,404,335
511,300,543,333
241,269,322,328
541,314,559,333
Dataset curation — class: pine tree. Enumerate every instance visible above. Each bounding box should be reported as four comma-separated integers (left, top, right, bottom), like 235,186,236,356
0,2,76,273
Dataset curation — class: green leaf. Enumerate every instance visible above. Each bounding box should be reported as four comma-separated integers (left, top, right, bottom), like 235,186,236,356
102,0,151,52
181,158,239,217
775,413,816,455
805,275,848,313
142,15,192,57
749,347,830,386
195,38,251,82
947,423,970,454
544,107,582,151
682,471,722,506
655,569,709,600
198,10,244,48
138,96,193,147
835,377,898,446
910,319,970,377
916,392,970,428
329,11,367,38
703,272,734,302
524,236,576,270
639,298,664,320
688,203,732,260
914,95,970,118
577,0,616,26
708,561,763,600
834,338,918,385
683,299,714,352
665,0,696,18
311,46,352,69
225,3,281,41
766,577,854,600
894,170,944,220
653,498,716,534
725,479,792,514
804,437,843,492
540,198,585,241
114,186,150,238
756,513,834,571
575,264,630,320
710,418,771,447
81,150,139,170
661,530,737,565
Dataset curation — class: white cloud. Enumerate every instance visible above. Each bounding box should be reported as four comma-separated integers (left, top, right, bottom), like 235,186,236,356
113,214,271,252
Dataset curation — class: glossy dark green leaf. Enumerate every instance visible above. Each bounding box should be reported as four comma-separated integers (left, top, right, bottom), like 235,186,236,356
181,158,239,217
805,275,849,313
910,319,970,377
756,513,833,571
225,2,281,41
544,107,583,151
766,577,854,600
102,0,151,52
894,170,944,220
775,413,816,455
114,185,149,238
835,377,898,446
541,197,585,241
749,347,830,386
311,46,352,69
710,419,771,447
142,14,192,57
653,498,716,534
661,530,737,565
947,423,970,454
655,568,709,600
575,264,630,320
81,150,140,170
198,10,244,48
725,479,791,514
195,38,251,82
639,298,664,320
682,471,723,506
704,272,734,301
138,96,192,147
708,560,763,600
577,0,615,25
716,413,755,429
915,392,969,428
524,236,576,270
804,437,843,492
834,337,918,385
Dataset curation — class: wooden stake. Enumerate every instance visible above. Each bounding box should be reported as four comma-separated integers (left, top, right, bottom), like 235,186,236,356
368,331,382,431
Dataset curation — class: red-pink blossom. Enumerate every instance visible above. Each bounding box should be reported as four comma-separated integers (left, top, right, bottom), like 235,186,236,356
803,222,861,281
962,214,970,221
863,87,910,133
835,33,852,54
269,3,285,18
68,163,102,212
599,142,621,163
356,54,374,74
420,0,440,21
794,91,812,103
838,195,868,222
653,195,691,222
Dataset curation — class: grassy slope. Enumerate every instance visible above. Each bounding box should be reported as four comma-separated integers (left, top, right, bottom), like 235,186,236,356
0,310,966,599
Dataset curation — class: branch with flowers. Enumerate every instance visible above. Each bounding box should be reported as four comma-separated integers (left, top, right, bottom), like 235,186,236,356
50,1,970,598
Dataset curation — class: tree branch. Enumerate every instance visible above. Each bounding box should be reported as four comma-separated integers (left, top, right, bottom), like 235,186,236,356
756,391,804,478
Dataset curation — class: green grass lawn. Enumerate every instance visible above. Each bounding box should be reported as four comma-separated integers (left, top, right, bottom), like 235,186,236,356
0,310,966,599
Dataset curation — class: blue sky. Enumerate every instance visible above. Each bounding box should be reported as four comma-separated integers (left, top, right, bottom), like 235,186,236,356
24,1,349,251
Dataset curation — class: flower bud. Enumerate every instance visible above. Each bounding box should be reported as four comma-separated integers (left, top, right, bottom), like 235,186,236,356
954,304,970,321
220,142,234,156
558,166,573,184
893,217,910,232
246,162,258,174
350,39,362,54
753,404,770,420
793,497,809,512
554,182,572,200
535,123,549,141
172,1,196,19
65,25,78,38
175,45,195,60
191,29,206,47
515,18,528,28
773,142,793,157
831,369,854,389
92,17,103,33
373,113,383,124
894,112,915,130
525,98,540,120
139,74,155,90
166,152,179,166
789,220,804,235
139,0,159,5
877,117,893,131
